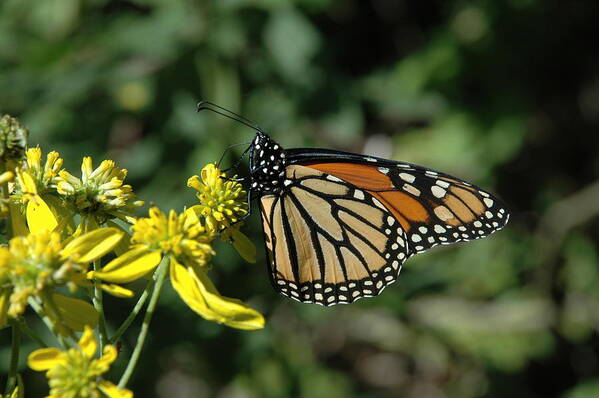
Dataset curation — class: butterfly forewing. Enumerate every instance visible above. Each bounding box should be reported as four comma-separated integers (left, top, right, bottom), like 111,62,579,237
302,161,509,255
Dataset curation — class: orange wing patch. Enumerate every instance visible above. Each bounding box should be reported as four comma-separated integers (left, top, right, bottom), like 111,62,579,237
304,163,393,190
370,190,429,231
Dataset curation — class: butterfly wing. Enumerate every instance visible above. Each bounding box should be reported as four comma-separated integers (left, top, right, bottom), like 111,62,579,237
260,164,408,306
258,145,509,306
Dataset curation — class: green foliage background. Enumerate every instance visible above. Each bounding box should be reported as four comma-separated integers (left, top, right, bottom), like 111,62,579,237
2,0,599,397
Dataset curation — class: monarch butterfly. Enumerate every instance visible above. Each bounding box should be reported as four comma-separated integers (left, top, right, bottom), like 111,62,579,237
199,102,509,306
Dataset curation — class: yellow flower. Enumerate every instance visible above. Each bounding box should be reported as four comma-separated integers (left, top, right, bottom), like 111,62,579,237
187,163,248,233
91,207,214,283
56,157,144,225
18,148,64,195
0,228,127,329
28,326,133,398
0,114,28,171
187,163,256,262
91,207,264,330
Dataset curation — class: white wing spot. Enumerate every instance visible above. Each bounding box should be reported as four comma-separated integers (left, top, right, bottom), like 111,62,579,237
326,175,342,182
391,243,399,250
387,216,395,226
474,221,482,228
378,167,390,174
436,180,450,188
431,185,447,198
411,234,422,242
479,190,490,198
427,236,435,243
425,170,438,176
418,226,428,234
365,157,377,162
354,190,365,200
484,198,494,207
485,211,493,219
373,198,387,210
399,173,416,183
403,184,421,196
434,225,446,233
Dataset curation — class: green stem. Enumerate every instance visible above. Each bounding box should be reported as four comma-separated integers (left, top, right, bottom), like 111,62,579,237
109,278,154,345
18,318,48,347
118,260,168,389
4,322,21,396
92,260,108,352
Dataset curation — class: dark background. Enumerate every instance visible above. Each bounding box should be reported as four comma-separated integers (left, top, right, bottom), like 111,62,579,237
2,0,599,397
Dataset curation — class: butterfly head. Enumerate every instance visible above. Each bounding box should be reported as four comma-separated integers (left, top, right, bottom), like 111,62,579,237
249,132,287,195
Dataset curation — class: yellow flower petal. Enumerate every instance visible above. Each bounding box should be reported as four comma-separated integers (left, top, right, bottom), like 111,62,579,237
230,228,256,263
96,345,118,370
170,258,265,330
26,196,58,233
78,325,97,358
93,247,162,283
98,381,133,398
19,170,37,195
61,227,124,263
52,294,99,331
27,348,66,371
100,283,134,298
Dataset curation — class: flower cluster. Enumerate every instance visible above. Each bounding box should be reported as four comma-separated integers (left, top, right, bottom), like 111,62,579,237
0,114,264,397
28,326,132,398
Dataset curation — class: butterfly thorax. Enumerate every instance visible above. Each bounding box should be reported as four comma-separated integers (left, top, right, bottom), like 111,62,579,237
249,132,287,195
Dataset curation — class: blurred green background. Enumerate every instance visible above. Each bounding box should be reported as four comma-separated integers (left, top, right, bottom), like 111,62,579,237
2,0,599,397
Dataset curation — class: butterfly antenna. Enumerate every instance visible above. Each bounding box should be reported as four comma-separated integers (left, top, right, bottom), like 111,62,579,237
197,101,264,133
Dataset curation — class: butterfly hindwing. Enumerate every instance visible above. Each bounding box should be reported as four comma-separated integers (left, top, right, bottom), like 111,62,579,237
259,164,409,306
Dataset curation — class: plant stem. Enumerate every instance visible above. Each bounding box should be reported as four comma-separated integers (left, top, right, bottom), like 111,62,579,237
109,278,154,345
92,260,108,352
118,260,168,389
4,322,21,396
18,318,48,347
